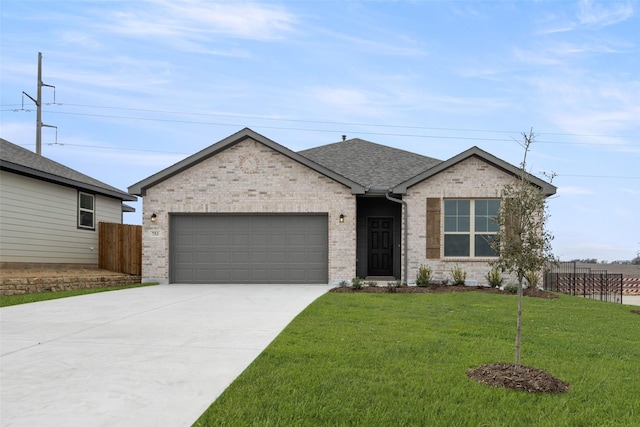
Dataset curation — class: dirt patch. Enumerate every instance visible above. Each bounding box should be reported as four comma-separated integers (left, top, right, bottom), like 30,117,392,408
467,363,569,393
330,284,559,299
631,310,640,315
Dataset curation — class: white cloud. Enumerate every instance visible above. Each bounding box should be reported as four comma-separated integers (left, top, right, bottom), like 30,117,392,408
620,187,640,196
327,32,427,57
537,23,577,35
578,0,634,27
0,121,36,146
520,69,640,151
104,0,296,41
308,86,387,117
57,31,103,50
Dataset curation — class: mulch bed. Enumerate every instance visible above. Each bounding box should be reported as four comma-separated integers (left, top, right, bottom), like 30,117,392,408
330,284,559,299
467,363,569,393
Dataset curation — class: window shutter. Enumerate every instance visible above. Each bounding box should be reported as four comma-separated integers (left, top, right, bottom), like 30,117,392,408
426,198,441,259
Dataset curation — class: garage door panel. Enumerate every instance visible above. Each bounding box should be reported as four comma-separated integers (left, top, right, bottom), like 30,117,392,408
233,234,251,245
193,253,211,263
212,251,232,263
251,252,269,263
252,234,269,245
269,251,288,263
213,235,232,245
193,235,211,246
170,214,328,284
269,235,287,246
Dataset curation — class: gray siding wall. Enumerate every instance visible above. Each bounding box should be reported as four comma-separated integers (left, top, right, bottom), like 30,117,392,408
0,171,123,264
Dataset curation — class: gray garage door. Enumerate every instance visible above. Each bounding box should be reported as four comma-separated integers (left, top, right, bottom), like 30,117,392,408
170,214,328,284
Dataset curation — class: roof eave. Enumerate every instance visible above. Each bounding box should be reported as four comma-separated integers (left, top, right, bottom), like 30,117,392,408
129,128,366,196
392,146,557,196
1,161,137,201
122,203,136,213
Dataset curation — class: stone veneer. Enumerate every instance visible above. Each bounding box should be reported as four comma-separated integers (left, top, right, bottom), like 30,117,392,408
1,275,142,296
142,138,356,284
403,156,523,285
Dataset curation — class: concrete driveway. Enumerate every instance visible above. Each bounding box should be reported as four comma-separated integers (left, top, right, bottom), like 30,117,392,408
0,284,329,427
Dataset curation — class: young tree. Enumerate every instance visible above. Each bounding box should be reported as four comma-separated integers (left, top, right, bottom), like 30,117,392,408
490,129,556,374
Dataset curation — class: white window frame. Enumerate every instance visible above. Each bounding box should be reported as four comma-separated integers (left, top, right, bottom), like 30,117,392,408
443,199,500,258
78,192,95,230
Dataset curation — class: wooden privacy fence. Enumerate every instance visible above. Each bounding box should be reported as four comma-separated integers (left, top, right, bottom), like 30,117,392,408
99,222,142,275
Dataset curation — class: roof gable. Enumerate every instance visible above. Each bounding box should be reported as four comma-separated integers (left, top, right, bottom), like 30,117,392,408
128,128,366,196
0,138,136,201
299,138,441,189
392,146,557,196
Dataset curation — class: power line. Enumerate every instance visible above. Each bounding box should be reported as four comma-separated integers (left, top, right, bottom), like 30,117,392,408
55,102,639,139
4,102,639,142
17,142,187,155
557,174,639,180
22,109,640,148
44,142,187,154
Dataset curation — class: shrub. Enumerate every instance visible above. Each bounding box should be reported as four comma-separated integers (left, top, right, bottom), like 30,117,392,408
351,277,364,290
338,280,349,288
386,280,401,293
485,267,504,288
525,271,540,289
416,264,433,287
366,280,378,287
504,284,518,294
450,264,467,286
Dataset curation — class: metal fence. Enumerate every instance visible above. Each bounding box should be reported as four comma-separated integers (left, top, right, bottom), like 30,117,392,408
544,262,623,303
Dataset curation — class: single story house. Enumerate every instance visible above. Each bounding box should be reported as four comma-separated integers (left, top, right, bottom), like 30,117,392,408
0,138,137,266
128,128,556,285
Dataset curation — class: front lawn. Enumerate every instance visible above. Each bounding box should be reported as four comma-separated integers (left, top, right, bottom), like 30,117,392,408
194,292,639,426
0,283,158,307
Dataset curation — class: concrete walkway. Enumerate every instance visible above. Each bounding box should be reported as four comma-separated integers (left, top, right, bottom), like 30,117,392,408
0,284,329,427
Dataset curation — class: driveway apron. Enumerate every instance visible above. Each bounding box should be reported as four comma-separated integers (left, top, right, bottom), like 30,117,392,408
0,284,329,427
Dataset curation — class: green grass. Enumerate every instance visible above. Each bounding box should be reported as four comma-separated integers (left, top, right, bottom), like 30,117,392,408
0,282,158,307
194,292,640,427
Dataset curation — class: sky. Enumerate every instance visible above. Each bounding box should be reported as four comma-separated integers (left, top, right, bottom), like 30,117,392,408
1,0,639,262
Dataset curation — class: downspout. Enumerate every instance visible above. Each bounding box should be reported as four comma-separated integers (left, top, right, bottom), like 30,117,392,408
386,191,408,285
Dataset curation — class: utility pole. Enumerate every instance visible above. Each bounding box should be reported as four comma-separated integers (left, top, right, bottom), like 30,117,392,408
22,52,56,155
35,52,43,155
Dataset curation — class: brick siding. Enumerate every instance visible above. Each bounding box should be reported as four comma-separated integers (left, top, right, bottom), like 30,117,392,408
404,156,522,285
142,138,356,284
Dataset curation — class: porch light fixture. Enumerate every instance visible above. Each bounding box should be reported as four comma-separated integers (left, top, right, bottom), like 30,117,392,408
151,213,157,223
339,214,345,223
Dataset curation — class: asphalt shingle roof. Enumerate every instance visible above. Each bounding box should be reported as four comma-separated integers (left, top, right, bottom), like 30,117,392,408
0,138,135,201
298,138,442,189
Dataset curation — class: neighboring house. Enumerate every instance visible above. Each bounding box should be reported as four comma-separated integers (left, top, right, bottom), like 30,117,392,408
129,128,556,285
0,138,137,266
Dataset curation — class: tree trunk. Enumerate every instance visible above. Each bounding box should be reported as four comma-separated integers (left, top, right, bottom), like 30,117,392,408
514,274,523,374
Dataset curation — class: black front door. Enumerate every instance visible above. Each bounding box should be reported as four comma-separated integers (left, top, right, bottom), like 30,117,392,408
368,217,394,276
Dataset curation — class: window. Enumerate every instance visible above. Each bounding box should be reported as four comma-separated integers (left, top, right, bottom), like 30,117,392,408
78,192,95,229
444,199,499,257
